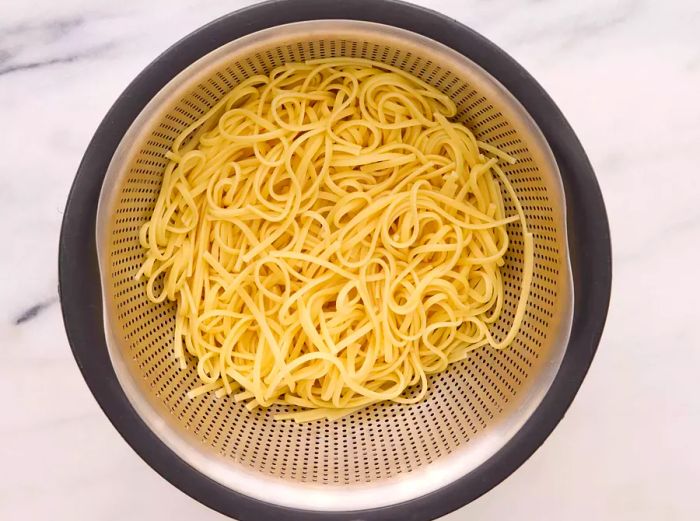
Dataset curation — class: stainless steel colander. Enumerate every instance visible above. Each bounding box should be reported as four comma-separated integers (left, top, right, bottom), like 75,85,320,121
60,2,611,520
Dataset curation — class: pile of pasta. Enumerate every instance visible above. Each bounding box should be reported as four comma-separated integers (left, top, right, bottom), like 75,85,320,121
136,58,533,422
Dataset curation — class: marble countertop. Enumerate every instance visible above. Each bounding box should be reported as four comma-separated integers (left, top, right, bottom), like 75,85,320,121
2,0,699,519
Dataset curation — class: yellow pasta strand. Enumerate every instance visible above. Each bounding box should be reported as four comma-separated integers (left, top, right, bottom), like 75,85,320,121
137,58,534,422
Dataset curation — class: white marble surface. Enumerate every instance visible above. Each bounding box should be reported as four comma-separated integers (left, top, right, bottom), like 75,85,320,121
2,0,699,519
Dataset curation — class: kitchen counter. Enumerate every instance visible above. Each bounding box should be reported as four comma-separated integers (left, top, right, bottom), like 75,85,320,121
1,0,699,519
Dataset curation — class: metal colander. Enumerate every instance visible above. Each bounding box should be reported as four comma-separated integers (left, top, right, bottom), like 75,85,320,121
60,2,610,520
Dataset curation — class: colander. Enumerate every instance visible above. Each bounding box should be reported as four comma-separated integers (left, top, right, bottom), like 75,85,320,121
59,1,611,520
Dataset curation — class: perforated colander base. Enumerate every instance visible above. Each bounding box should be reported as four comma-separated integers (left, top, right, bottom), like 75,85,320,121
97,20,571,510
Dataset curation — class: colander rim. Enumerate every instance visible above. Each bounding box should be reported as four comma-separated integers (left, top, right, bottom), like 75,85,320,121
58,1,611,520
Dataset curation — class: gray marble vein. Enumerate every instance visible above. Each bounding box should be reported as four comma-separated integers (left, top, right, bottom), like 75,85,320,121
0,14,119,77
0,44,114,76
13,296,59,325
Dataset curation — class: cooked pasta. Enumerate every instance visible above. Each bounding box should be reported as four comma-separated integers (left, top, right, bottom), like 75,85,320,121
136,57,534,422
